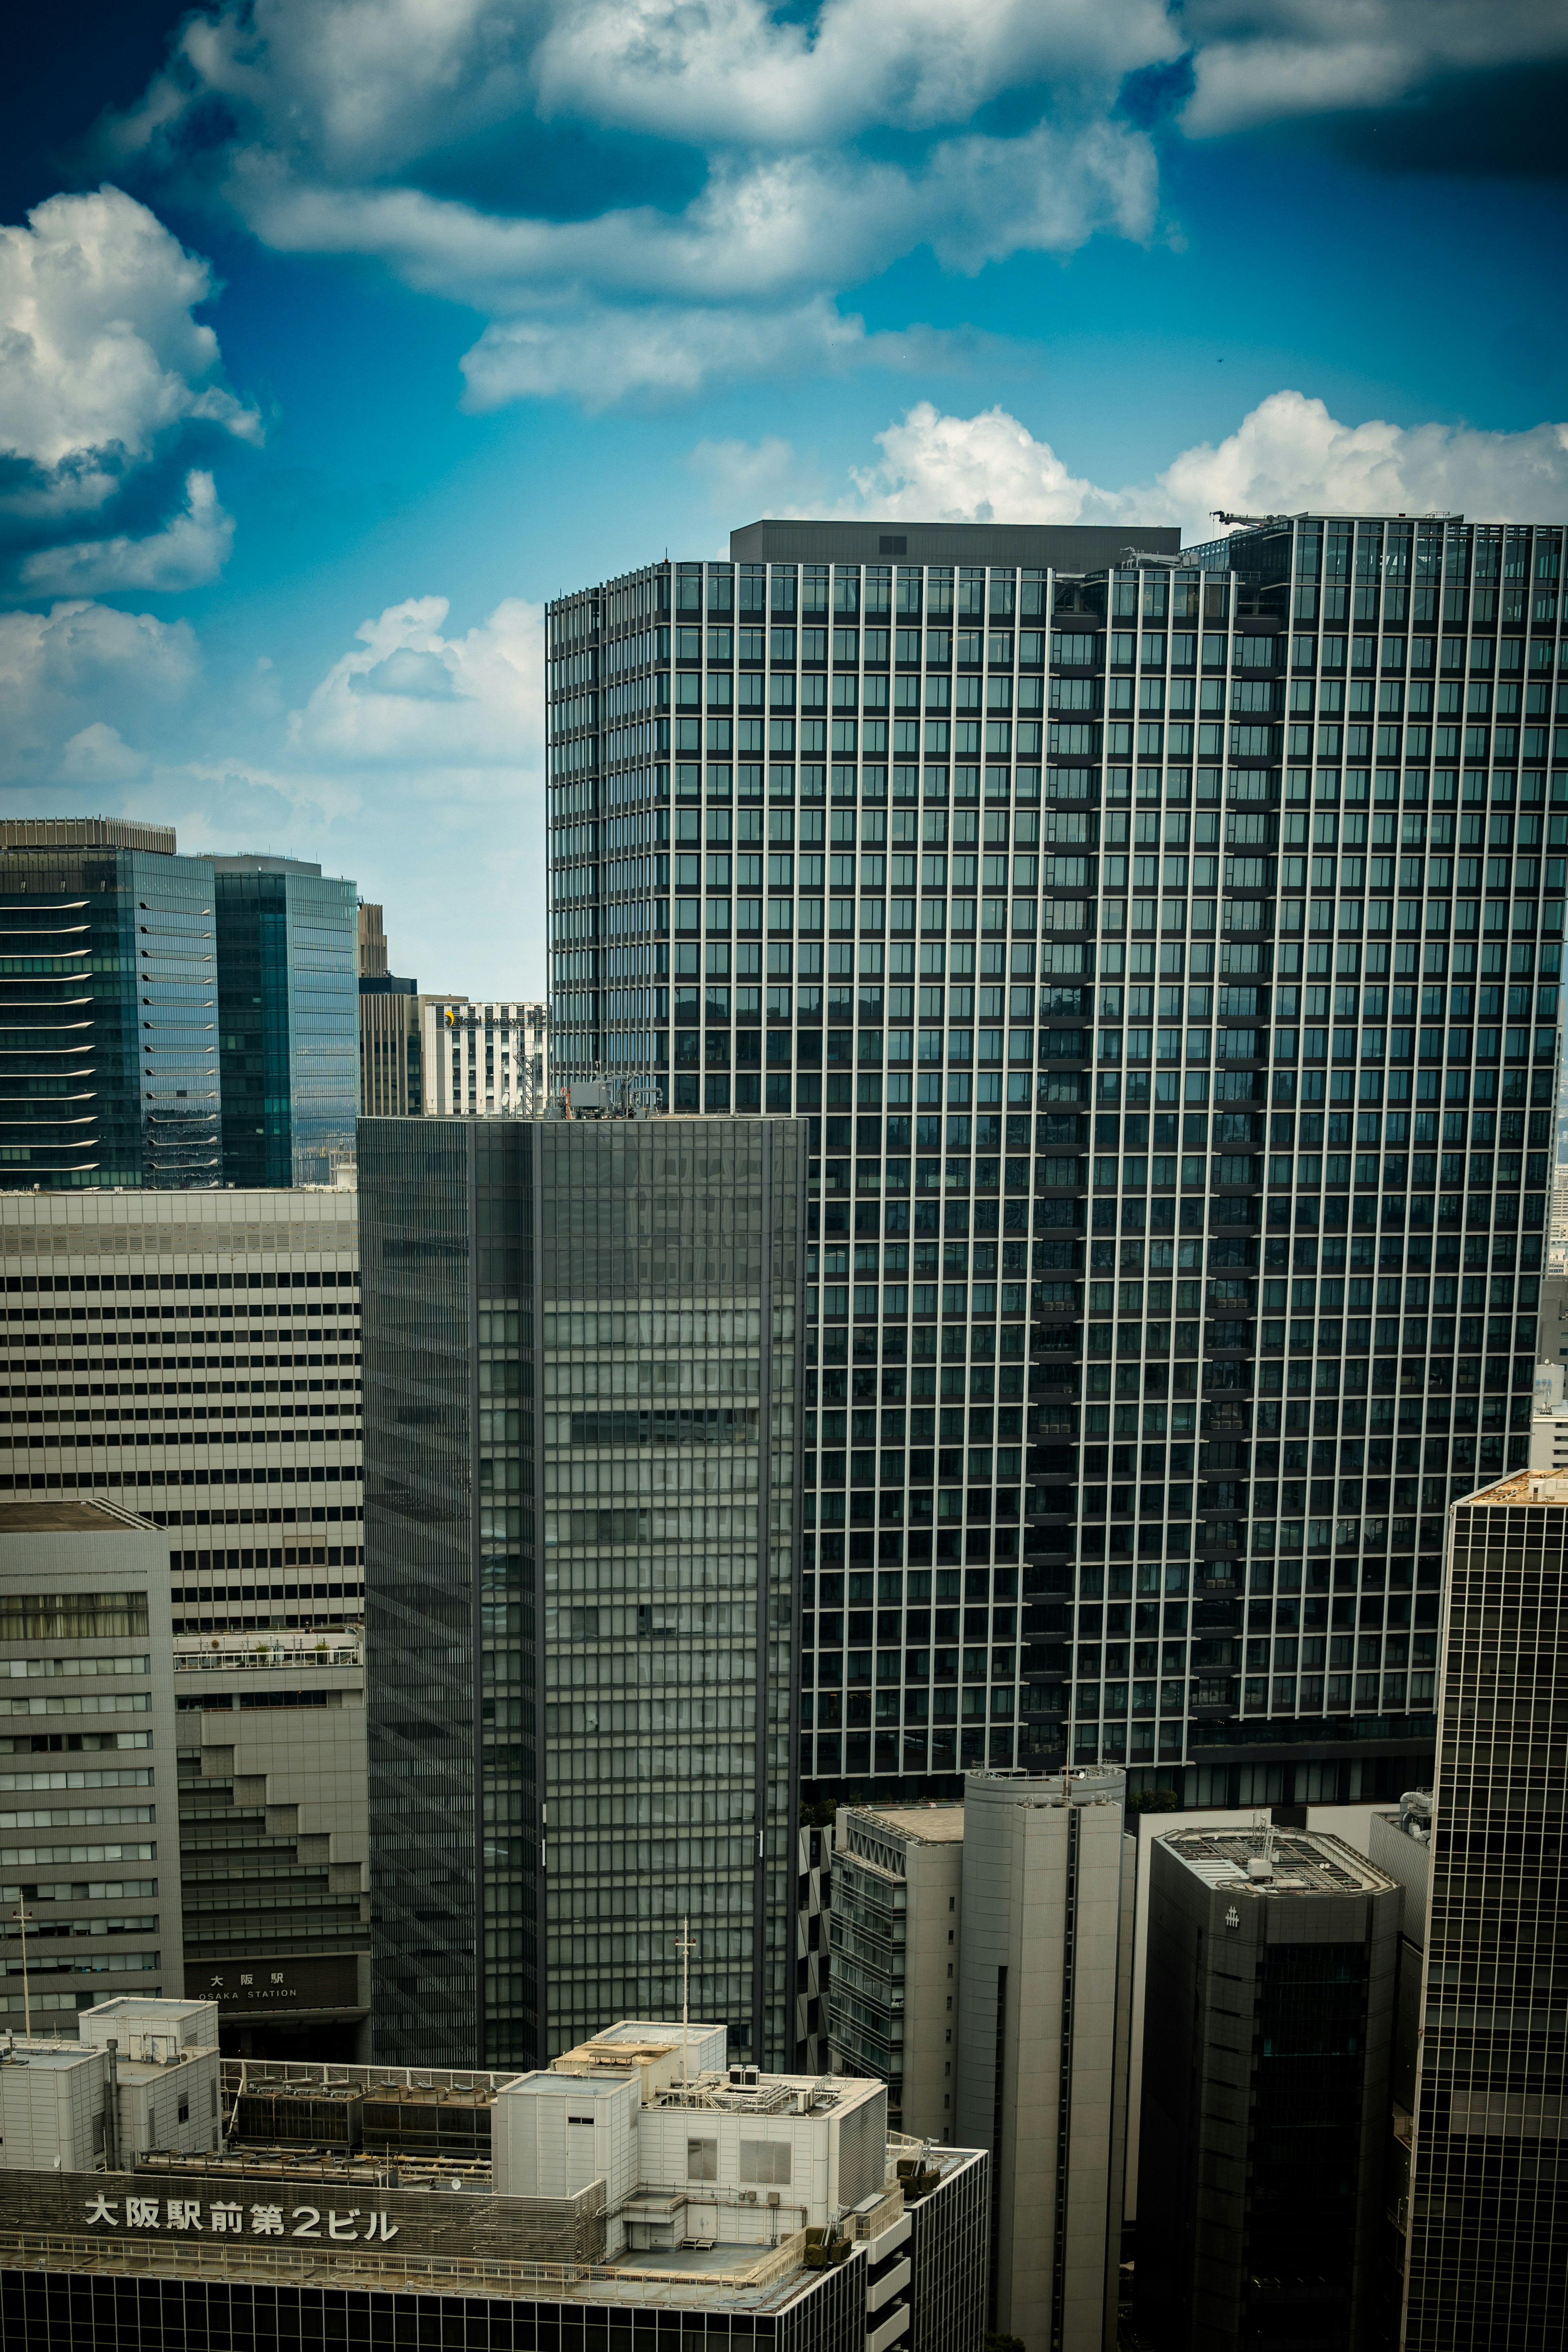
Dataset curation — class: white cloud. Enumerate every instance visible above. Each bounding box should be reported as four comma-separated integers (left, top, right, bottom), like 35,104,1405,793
0,599,200,781
290,593,544,766
18,470,236,595
712,390,1568,544
1179,0,1568,139
1158,394,1568,535
0,187,258,515
56,722,149,785
91,0,1568,410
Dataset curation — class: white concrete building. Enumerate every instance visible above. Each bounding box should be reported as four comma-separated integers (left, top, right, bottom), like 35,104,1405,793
955,1771,1134,2352
0,1500,185,2029
420,999,548,1118
0,1995,221,2170
830,1803,964,2139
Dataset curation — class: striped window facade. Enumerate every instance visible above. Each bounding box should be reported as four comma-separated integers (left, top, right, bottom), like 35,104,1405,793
546,520,1566,1810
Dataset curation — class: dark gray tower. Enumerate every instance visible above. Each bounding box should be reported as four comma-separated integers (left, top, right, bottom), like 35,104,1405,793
1139,1823,1402,2352
360,1111,805,2071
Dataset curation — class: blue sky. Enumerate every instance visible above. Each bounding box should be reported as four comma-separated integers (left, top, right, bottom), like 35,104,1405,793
3,0,1566,994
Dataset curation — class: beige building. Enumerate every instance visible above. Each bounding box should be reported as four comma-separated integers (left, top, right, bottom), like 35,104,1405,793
357,903,428,1118
830,1803,963,2138
955,1771,1134,2352
832,1772,1134,2352
0,1186,361,1601
0,1499,185,2029
176,1627,370,2059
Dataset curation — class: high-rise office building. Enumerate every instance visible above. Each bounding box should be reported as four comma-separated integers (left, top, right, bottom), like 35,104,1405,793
214,856,359,1187
0,1499,185,2030
548,513,1564,1813
1400,1470,1568,2351
359,1112,804,2073
0,1187,362,1590
0,817,220,1189
1140,1823,1402,2352
420,997,549,1116
176,1624,370,2062
356,902,424,1118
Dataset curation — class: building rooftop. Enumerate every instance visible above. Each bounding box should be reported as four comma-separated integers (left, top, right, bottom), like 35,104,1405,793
0,1497,156,1535
1459,1471,1568,1507
1158,1827,1398,1898
843,1803,967,1846
0,817,176,855
727,518,1181,568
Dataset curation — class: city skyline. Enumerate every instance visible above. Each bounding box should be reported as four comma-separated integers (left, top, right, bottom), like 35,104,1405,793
2,4,1567,994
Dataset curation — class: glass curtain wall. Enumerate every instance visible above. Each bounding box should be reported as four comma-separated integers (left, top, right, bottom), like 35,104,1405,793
547,520,1564,1814
363,1114,801,2070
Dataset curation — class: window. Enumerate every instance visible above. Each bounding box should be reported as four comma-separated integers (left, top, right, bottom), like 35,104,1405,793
687,2138,719,2181
739,2140,793,2184
0,1593,149,1641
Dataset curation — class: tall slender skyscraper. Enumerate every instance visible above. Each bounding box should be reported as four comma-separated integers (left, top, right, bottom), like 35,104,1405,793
1400,1469,1568,2350
548,514,1563,1814
360,1111,804,2071
214,856,359,1187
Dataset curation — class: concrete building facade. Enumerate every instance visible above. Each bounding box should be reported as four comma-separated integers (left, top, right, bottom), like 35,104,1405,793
0,1501,185,2029
0,1187,361,1582
421,998,550,1118
830,1802,963,2138
175,1627,370,2060
954,1769,1134,2352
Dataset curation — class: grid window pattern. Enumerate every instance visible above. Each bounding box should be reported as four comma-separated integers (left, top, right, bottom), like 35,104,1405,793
1402,1494,1568,2349
547,523,1565,1810
361,1116,802,2073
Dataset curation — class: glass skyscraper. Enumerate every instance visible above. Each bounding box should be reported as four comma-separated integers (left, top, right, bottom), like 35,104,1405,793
547,515,1565,1813
360,1113,803,2071
214,855,359,1187
0,818,220,1188
1401,1472,1568,2351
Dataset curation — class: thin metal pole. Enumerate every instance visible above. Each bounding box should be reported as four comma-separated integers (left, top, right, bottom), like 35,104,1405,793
11,1904,33,2039
678,1916,696,2089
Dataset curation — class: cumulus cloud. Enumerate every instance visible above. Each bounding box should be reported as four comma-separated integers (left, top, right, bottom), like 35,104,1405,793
0,599,200,782
1179,0,1568,139
290,594,544,766
88,0,1568,411
714,390,1568,543
18,470,236,595
0,185,256,581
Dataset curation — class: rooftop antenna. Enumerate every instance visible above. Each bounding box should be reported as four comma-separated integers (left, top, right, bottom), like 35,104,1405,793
10,1903,33,2038
677,1915,697,2090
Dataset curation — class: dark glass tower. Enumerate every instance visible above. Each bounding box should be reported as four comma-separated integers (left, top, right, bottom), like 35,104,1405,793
214,856,359,1187
547,514,1564,1816
1140,1823,1403,2352
1401,1472,1568,2350
0,817,220,1188
361,1112,804,2070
